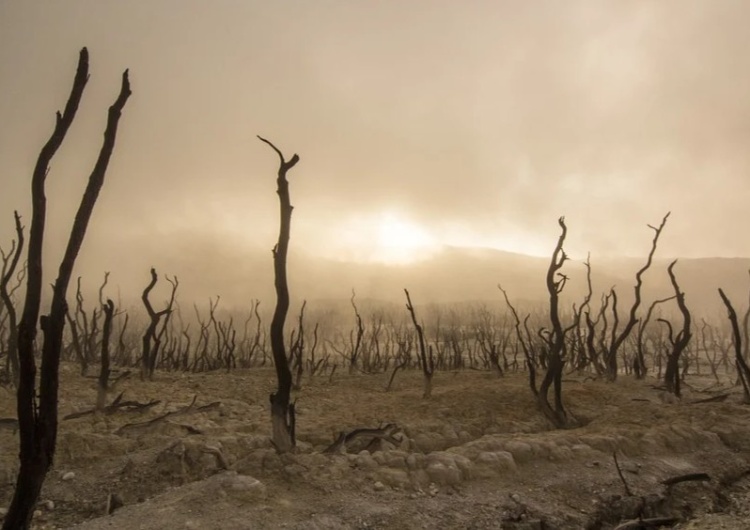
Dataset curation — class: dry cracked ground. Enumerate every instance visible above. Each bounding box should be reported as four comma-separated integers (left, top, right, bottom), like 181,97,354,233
2,364,750,529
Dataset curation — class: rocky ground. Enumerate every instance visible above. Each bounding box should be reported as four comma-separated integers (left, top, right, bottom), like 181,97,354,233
2,364,750,529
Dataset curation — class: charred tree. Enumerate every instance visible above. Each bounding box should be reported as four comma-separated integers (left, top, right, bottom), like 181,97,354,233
96,299,115,410
604,213,669,381
717,289,750,403
538,217,571,428
662,261,692,397
499,285,537,395
258,135,299,453
0,212,24,387
634,295,675,379
348,290,365,374
140,268,177,380
404,289,434,398
4,48,130,530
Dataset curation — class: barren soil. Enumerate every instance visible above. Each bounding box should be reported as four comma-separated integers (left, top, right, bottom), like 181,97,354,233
2,365,750,529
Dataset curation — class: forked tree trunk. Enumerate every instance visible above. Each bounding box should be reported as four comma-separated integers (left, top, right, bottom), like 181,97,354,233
4,49,130,530
258,135,300,453
604,213,669,381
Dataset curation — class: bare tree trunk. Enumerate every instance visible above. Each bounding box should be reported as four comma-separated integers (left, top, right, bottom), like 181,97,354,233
663,261,692,397
140,269,177,380
258,135,299,453
538,217,570,429
97,299,115,410
5,48,130,530
718,288,750,403
404,289,434,398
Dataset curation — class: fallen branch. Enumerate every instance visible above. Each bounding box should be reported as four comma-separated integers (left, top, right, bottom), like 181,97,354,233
323,423,402,454
63,392,160,421
114,395,218,435
661,472,710,487
690,394,729,404
614,517,680,530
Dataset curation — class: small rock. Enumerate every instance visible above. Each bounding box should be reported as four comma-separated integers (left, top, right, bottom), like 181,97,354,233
373,481,386,492
33,510,42,519
43,500,55,510
62,471,76,481
0,507,7,517
510,493,521,503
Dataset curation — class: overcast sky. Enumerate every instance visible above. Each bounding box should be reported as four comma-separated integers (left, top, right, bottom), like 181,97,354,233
1,0,749,282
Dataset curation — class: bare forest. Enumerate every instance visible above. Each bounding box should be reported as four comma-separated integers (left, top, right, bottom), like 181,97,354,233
4,42,750,530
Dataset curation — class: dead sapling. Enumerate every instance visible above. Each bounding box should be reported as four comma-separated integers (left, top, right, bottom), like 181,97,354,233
0,211,24,387
348,290,365,374
290,301,307,390
500,285,537,395
404,289,434,398
96,299,115,410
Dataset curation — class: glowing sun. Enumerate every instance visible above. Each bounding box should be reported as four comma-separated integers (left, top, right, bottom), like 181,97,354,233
374,212,438,264
323,211,440,265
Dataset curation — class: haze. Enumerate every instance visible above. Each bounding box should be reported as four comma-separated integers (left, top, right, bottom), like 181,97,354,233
1,1,749,305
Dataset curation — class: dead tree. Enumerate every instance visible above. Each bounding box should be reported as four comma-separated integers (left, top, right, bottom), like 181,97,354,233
717,288,750,403
348,290,365,373
96,299,115,410
662,261,692,397
604,213,669,381
290,301,307,389
140,268,178,380
538,217,571,428
634,295,676,379
4,48,130,530
0,212,24,386
404,289,434,398
258,135,299,453
499,285,537,395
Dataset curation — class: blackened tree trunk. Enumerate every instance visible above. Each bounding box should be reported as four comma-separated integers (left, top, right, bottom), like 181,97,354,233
140,268,177,380
604,213,669,381
258,135,299,453
404,289,434,398
663,261,691,397
718,288,750,403
4,48,131,530
96,299,115,410
0,211,24,387
539,217,570,428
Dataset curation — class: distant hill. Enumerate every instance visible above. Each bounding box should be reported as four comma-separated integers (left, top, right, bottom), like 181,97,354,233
71,233,750,320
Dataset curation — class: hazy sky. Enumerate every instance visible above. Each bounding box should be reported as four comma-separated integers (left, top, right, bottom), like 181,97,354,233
1,0,750,282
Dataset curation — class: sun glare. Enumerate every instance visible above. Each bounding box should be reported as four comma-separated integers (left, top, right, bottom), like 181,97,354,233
320,211,552,265
375,212,439,264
